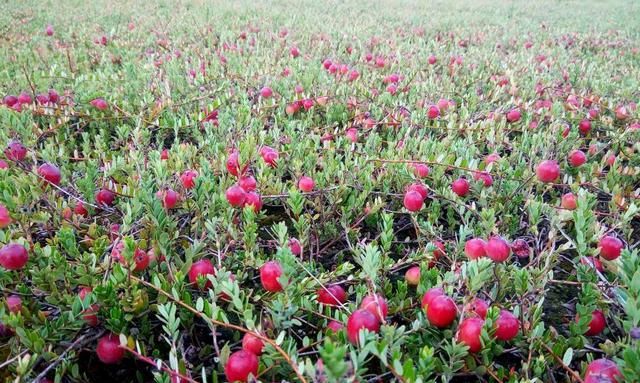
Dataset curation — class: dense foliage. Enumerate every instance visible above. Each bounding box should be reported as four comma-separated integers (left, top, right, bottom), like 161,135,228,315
1,0,639,382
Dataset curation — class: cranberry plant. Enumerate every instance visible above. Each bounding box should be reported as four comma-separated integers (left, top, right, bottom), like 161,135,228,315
1,0,639,382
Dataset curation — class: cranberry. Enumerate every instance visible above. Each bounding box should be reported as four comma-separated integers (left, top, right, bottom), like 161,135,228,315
260,261,284,292
474,171,493,187
495,310,519,341
0,204,12,228
346,309,381,345
133,248,150,272
158,189,179,209
536,160,560,183
298,176,315,192
581,256,604,272
579,119,592,135
457,317,484,352
579,309,606,336
180,170,198,189
0,243,29,270
96,333,124,364
561,193,577,210
242,333,265,355
238,176,257,192
405,266,420,286
226,185,247,207
6,295,22,313
465,298,489,319
5,141,28,163
95,189,116,207
584,359,621,383
317,285,347,306
259,86,273,98
426,295,457,328
413,163,430,178
226,151,243,176
403,190,424,212
90,98,108,110
224,350,259,382
484,236,511,262
465,238,486,259
427,105,440,119
511,239,530,259
288,238,302,256
38,163,62,185
188,260,216,288
74,201,89,217
327,320,344,333
451,178,470,197
421,287,444,309
408,183,428,200
360,294,388,320
506,109,521,123
243,191,262,212
568,150,587,167
599,235,623,261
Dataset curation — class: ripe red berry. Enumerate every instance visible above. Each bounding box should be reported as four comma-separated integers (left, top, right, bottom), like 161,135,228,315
536,160,560,183
288,238,302,256
403,190,424,212
457,317,484,352
244,191,262,212
45,24,54,36
484,236,511,262
568,150,587,167
180,170,198,189
242,333,265,355
6,295,22,313
133,248,150,272
579,309,606,336
360,294,388,321
0,243,29,270
327,320,344,333
413,163,430,178
226,185,247,207
579,119,592,135
0,204,12,228
158,189,179,209
581,256,604,272
345,128,358,143
96,333,124,364
38,163,61,185
408,183,428,200
160,149,169,160
474,171,493,187
451,178,470,197
584,359,621,383
426,295,457,328
506,109,521,123
260,146,279,167
465,298,489,319
465,238,486,260
226,151,243,176
188,259,216,288
421,287,444,309
260,86,273,98
18,92,32,104
74,201,89,217
346,309,381,345
599,235,623,261
405,266,420,286
260,261,284,292
561,192,577,210
224,350,259,382
4,141,27,161
90,98,108,110
495,310,519,341
317,285,347,306
427,105,440,119
298,176,315,192
95,189,116,207
238,176,257,192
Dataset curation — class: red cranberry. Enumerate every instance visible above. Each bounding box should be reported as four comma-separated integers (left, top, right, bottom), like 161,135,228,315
599,235,623,261
360,294,388,321
346,309,381,345
0,204,12,228
484,236,511,262
188,260,216,288
452,178,470,197
465,238,486,259
457,317,484,352
579,309,606,336
426,295,457,328
0,243,29,270
95,189,116,207
260,261,284,292
180,170,198,189
226,185,247,207
242,333,265,355
317,285,347,306
298,176,315,192
536,160,560,183
224,350,259,382
238,176,257,192
96,333,124,364
5,141,27,161
495,310,519,341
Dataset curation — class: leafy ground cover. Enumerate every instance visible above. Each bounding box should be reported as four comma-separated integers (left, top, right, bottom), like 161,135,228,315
1,0,640,382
